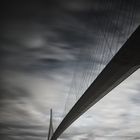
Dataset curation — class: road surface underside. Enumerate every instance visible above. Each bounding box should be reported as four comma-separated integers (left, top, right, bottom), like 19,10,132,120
51,26,140,140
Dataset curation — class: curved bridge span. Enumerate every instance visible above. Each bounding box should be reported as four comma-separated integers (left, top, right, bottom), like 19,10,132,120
51,26,140,140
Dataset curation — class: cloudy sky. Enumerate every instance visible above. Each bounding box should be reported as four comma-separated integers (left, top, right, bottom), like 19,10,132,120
0,0,140,140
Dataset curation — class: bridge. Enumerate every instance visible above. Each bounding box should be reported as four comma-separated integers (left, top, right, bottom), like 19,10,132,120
48,26,140,140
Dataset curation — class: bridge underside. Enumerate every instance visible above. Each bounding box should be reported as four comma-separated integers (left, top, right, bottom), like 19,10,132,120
51,26,140,140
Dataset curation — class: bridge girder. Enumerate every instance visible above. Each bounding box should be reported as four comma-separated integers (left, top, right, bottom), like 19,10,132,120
51,26,140,140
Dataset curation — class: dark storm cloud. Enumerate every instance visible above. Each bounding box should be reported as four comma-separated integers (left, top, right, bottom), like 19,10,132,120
1,0,139,74
0,85,30,100
0,122,49,139
0,0,140,140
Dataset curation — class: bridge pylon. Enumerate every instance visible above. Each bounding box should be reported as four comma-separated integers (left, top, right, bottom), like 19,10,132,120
47,109,54,140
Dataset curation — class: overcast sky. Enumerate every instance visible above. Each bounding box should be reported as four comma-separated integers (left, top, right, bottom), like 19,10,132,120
0,0,140,140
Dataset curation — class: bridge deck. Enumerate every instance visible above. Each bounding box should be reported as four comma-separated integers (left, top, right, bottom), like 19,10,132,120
51,26,140,140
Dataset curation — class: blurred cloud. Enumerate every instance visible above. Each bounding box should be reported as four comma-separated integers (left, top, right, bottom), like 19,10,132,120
0,0,140,140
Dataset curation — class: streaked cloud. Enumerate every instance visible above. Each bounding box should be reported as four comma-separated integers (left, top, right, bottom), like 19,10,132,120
0,0,140,139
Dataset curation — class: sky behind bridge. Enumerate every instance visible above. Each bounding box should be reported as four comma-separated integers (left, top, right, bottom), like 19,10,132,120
0,0,140,140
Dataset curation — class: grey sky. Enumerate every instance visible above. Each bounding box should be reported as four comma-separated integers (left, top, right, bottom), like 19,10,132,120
0,0,140,140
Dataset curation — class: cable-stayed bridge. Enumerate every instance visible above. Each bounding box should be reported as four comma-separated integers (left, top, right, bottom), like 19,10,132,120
47,26,140,140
